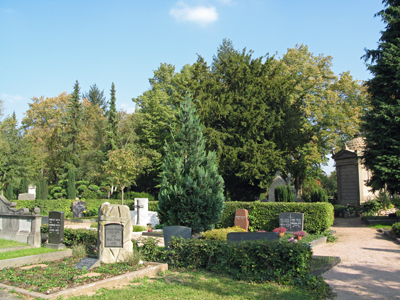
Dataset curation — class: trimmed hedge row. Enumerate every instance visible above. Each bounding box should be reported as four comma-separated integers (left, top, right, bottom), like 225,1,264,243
150,201,334,234
41,225,97,254
168,236,313,283
15,199,137,218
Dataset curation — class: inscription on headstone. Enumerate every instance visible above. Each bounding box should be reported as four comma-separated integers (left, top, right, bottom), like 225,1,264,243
234,209,249,232
279,212,304,232
104,224,123,248
48,211,64,244
74,257,101,270
72,200,87,218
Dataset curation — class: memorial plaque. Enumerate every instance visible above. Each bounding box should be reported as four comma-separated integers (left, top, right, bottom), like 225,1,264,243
104,224,123,248
227,232,279,243
279,212,304,232
48,211,64,244
74,257,101,270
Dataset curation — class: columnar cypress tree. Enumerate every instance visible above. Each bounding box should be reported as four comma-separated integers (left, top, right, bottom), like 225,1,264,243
157,96,225,233
5,183,13,200
67,169,76,200
20,178,29,194
104,82,120,153
36,173,48,200
362,1,400,194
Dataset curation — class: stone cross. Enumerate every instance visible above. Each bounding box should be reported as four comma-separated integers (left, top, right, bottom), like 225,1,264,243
132,203,144,225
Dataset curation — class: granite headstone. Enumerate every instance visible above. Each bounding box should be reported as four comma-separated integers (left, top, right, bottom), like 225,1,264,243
72,200,87,218
279,212,304,232
163,226,192,248
46,211,65,249
234,209,249,232
227,232,279,243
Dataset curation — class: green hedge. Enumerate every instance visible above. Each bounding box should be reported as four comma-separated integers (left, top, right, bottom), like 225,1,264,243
41,225,98,254
392,222,400,238
149,201,333,234
15,199,136,218
215,202,334,234
168,237,313,283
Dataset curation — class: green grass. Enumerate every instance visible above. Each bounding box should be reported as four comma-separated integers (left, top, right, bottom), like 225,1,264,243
0,238,28,249
367,223,392,230
68,269,328,300
0,247,61,260
279,233,325,244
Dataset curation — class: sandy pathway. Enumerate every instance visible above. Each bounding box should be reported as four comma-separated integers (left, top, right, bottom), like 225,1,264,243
312,218,400,300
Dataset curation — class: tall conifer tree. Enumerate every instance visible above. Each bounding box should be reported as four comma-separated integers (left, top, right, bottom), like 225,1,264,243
67,169,76,200
362,0,400,193
104,82,120,153
157,96,225,233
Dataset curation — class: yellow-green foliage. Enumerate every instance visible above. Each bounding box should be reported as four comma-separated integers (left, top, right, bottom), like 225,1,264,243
201,226,245,241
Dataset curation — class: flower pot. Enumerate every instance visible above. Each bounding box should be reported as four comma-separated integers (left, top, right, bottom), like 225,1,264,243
279,232,285,237
296,236,303,240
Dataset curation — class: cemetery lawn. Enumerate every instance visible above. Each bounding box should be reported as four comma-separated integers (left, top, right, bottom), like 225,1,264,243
367,223,392,230
67,269,326,300
0,246,61,260
0,238,28,249
0,256,146,294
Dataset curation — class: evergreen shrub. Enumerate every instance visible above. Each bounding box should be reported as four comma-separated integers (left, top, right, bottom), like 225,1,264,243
81,189,98,200
310,187,328,202
201,226,245,241
216,202,334,234
168,237,312,283
392,222,400,238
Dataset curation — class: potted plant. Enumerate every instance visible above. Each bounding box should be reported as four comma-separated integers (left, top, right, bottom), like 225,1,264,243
273,227,287,237
293,230,306,240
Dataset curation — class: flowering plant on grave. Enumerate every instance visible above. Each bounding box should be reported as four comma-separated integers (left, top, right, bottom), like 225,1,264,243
287,237,298,243
293,231,306,238
272,227,287,233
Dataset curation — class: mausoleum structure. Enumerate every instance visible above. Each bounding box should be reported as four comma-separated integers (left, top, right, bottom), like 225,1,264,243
332,135,376,206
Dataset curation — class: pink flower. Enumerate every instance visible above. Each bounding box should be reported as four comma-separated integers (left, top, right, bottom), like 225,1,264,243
272,227,287,233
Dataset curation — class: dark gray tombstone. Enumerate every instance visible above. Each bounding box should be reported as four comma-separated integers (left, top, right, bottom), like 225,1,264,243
227,232,279,243
74,257,101,270
72,200,87,218
163,226,192,248
46,211,65,249
279,212,304,232
104,224,124,248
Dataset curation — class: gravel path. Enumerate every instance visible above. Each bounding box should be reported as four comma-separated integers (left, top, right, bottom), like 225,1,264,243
312,218,400,300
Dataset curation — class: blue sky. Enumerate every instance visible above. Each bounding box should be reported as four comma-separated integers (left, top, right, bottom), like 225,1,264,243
0,0,386,173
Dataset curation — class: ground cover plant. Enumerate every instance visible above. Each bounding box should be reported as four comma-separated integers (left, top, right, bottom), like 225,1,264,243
67,269,332,300
0,256,146,294
0,238,28,249
0,247,61,260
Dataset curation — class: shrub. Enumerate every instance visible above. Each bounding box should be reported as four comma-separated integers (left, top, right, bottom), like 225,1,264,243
392,222,400,238
311,187,328,202
201,226,245,241
275,185,288,202
81,189,98,200
125,249,143,266
216,202,334,234
139,237,168,262
133,225,147,232
72,244,87,259
168,237,313,283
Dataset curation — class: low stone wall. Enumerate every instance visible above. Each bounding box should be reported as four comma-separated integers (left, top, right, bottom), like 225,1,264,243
0,214,42,247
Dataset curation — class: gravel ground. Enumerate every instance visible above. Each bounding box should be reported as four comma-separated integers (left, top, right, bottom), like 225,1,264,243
312,218,400,300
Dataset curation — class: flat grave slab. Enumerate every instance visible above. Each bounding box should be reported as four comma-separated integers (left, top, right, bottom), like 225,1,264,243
74,257,101,270
227,232,279,243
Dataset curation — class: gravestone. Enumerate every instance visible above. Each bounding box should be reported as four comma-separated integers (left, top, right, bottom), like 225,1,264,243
268,171,287,202
234,209,249,232
98,203,133,264
163,226,192,248
279,212,304,232
18,193,35,200
227,232,279,243
72,200,87,218
74,257,101,270
46,211,65,249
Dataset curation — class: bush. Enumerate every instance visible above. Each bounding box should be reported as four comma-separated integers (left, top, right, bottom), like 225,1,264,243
81,189,98,200
310,187,328,203
41,225,97,254
133,225,147,232
216,202,334,234
168,237,313,283
392,222,400,238
275,185,295,202
201,226,245,241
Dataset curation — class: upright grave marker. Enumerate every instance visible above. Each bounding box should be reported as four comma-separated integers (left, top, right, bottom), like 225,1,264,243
163,226,191,248
234,209,249,232
46,211,65,249
279,212,304,232
98,203,133,264
72,200,86,218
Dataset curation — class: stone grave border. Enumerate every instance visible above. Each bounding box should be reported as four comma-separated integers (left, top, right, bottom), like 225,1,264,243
0,261,168,299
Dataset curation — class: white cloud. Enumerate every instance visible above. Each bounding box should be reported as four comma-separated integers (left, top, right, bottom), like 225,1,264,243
1,93,25,103
120,103,135,114
170,2,218,26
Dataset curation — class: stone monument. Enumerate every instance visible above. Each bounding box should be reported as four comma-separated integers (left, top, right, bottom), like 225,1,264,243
268,171,287,202
234,209,249,232
46,211,65,249
279,212,304,232
98,203,133,264
72,200,87,218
